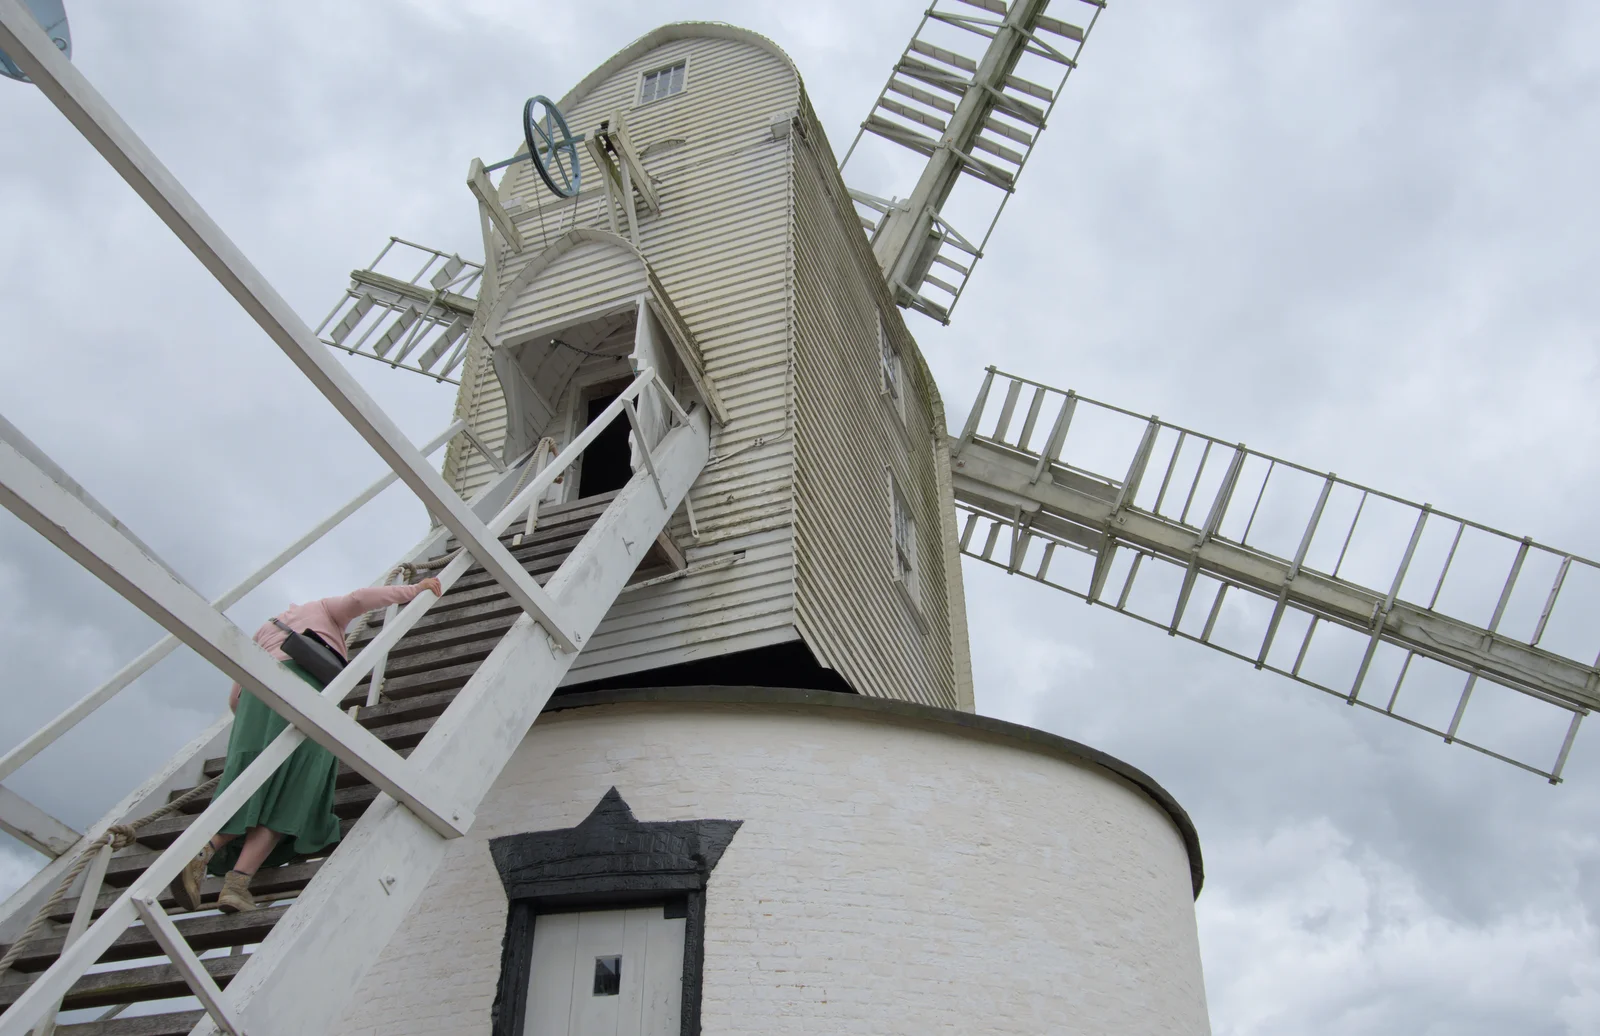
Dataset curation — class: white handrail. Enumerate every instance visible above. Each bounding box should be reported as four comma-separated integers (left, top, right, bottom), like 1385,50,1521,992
0,420,465,784
512,438,556,546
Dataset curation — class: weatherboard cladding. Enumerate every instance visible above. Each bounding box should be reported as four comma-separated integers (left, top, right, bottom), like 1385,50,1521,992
789,98,958,710
447,32,799,687
446,28,955,702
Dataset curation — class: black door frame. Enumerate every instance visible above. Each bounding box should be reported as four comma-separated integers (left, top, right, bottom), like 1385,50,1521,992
488,788,742,1036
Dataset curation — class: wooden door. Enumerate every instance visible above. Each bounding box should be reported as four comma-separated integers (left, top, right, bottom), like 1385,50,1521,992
524,905,686,1036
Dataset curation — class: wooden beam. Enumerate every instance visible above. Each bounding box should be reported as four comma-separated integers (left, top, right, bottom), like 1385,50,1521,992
346,270,478,317
0,1,581,655
653,529,687,572
131,896,246,1036
467,157,523,254
0,784,79,858
0,428,472,841
606,114,661,215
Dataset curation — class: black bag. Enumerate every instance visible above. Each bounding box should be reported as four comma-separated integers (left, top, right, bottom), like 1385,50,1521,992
270,618,346,687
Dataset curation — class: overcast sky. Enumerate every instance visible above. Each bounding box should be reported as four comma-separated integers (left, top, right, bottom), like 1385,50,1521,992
2,2,1598,1033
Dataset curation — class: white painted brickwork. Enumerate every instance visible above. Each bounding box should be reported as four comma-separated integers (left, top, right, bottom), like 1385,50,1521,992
334,697,1210,1035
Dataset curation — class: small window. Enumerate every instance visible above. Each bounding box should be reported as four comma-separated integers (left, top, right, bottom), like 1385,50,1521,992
592,955,622,997
639,61,686,105
890,477,919,606
879,315,904,422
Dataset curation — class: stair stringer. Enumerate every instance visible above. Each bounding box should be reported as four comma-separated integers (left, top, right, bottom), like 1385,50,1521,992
195,408,710,1036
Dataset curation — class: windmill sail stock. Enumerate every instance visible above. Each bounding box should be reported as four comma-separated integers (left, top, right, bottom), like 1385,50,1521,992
949,368,1599,783
840,0,1105,324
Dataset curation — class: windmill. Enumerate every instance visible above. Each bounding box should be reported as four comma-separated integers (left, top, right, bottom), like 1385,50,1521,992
0,2,1591,1034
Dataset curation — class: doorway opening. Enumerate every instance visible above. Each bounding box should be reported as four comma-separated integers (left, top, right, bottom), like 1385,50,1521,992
577,385,635,498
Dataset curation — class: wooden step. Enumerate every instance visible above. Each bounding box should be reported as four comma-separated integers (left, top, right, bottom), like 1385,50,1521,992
0,950,247,1012
197,741,421,795
354,688,461,733
135,785,381,850
358,613,520,679
367,554,567,630
58,1010,205,1036
418,493,616,561
424,519,594,585
355,597,524,661
349,658,482,704
49,859,326,926
0,905,289,974
99,821,355,889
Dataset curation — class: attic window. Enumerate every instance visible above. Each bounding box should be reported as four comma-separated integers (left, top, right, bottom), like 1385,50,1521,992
639,61,686,105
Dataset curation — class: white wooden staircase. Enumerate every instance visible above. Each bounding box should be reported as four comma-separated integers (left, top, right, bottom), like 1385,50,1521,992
0,476,702,1034
0,393,709,1035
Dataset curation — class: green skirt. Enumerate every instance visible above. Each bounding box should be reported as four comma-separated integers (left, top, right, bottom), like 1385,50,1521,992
207,660,342,876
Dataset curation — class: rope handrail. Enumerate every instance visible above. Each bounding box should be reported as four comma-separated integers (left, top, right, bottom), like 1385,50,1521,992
0,774,220,980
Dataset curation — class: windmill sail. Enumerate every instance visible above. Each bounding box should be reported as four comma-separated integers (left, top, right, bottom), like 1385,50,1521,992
313,238,483,384
840,0,1104,323
950,367,1597,782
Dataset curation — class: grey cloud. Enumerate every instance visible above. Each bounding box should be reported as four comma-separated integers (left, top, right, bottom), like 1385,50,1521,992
2,2,1596,1033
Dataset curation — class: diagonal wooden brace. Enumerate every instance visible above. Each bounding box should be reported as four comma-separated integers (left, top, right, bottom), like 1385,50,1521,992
0,2,578,654
0,427,472,840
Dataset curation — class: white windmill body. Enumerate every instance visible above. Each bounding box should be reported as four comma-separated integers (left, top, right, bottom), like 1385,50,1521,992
312,22,1206,1035
0,2,1594,1035
442,25,967,710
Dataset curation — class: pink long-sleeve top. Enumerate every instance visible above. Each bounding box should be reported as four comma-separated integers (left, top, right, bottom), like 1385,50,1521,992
252,584,429,663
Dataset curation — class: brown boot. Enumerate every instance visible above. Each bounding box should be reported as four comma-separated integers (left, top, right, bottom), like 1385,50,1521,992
169,842,216,913
216,870,256,913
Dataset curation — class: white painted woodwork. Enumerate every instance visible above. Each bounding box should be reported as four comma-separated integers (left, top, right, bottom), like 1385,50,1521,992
131,895,246,1036
334,695,1210,1035
0,1,582,656
0,715,227,946
446,25,969,705
0,420,464,785
525,908,685,1036
953,435,1600,714
195,412,711,1036
0,785,79,858
790,99,962,708
868,1,1050,300
628,300,672,471
470,157,524,253
0,437,533,948
0,429,474,848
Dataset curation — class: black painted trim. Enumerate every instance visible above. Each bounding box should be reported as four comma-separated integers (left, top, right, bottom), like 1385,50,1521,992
488,788,741,1036
542,685,1205,898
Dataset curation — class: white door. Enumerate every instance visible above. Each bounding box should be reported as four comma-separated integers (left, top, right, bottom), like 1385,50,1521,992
524,905,686,1036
